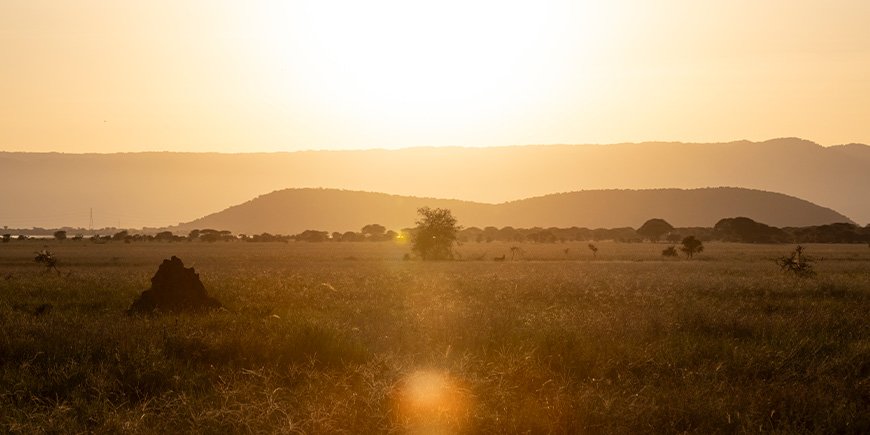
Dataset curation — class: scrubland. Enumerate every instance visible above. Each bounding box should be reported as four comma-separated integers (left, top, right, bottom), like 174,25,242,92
1,241,868,433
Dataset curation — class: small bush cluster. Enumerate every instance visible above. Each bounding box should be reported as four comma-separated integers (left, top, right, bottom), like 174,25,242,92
661,246,678,257
34,249,59,273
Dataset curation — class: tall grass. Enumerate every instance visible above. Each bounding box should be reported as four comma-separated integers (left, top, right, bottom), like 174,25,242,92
1,241,868,433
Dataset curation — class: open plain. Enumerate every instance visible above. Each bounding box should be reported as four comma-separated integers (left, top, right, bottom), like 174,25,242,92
1,240,868,433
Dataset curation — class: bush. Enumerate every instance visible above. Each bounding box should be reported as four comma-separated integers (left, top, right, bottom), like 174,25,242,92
661,246,678,257
776,245,815,277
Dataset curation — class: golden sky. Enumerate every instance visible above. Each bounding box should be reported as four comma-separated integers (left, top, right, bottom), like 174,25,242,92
2,0,869,153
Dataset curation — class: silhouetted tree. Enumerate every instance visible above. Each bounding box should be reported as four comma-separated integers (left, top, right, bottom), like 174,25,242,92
637,218,674,242
2,234,11,243
714,217,789,243
53,230,67,241
198,229,227,242
187,229,201,241
295,230,330,242
411,207,461,260
482,226,498,243
680,236,704,259
361,224,386,239
498,226,523,242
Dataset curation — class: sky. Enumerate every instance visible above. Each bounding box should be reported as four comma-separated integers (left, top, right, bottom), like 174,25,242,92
2,0,869,153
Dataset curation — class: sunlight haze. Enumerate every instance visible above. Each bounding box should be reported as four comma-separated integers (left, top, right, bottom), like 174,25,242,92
2,0,869,152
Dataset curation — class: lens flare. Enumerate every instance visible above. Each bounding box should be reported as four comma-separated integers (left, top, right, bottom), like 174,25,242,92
392,369,473,434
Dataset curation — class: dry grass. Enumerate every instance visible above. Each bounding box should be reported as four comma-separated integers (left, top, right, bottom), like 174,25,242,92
1,240,869,433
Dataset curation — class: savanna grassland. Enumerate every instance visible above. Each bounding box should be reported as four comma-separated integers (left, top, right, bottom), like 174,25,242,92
1,240,869,433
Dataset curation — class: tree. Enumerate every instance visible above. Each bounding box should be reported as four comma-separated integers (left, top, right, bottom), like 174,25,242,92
295,230,329,242
155,231,174,241
714,217,788,243
680,236,704,259
188,229,201,241
2,234,10,243
411,207,461,260
637,218,674,242
53,230,67,241
361,224,386,239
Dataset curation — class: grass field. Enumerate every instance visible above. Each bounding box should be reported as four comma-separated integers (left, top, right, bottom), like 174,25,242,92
1,240,869,433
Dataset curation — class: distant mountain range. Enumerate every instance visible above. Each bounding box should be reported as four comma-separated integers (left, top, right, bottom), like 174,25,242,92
171,187,851,235
1,138,868,228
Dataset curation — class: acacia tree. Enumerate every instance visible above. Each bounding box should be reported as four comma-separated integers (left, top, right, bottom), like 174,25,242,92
637,218,674,242
361,224,387,241
411,207,461,260
680,235,704,259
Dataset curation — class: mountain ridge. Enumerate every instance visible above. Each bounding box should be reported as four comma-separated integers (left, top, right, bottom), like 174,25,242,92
2,138,868,228
170,187,852,235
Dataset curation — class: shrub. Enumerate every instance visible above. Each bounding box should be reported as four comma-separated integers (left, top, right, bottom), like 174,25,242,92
776,245,815,277
587,243,598,258
34,249,59,273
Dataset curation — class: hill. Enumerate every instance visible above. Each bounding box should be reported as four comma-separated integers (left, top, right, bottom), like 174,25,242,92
2,138,868,228
172,187,851,234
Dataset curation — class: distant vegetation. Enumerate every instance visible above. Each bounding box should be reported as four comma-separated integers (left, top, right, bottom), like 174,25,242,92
3,216,868,246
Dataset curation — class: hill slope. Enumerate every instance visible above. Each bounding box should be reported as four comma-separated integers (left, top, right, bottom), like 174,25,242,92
174,187,851,234
2,138,868,228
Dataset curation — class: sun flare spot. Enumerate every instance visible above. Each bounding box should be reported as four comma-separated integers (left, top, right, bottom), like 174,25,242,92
392,370,473,434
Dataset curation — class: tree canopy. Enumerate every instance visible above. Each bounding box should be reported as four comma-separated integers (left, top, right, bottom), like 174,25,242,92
680,236,704,259
637,218,674,242
411,207,461,260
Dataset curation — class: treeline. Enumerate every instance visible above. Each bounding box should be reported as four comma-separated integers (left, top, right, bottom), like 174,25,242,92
456,219,870,244
4,217,869,245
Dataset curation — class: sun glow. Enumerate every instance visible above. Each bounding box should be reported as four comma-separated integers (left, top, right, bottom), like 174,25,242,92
4,1,870,152
236,0,606,147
